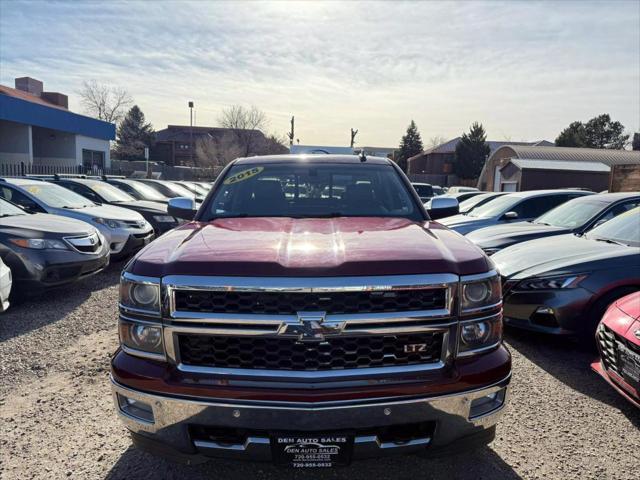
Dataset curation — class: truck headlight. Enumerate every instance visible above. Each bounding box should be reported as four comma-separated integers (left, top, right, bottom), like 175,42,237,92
10,238,69,250
458,315,502,356
515,274,587,291
461,274,501,313
119,319,164,356
119,275,161,314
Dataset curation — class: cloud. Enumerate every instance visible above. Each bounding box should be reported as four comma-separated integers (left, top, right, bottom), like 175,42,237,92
1,0,638,145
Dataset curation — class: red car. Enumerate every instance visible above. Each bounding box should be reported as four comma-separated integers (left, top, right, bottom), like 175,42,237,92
593,292,640,408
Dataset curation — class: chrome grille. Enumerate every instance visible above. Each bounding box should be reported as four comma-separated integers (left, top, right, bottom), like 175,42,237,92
174,288,447,315
64,233,101,254
163,274,458,377
178,332,444,371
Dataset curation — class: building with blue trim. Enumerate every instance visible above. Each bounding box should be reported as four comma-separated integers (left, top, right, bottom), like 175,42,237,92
0,77,116,169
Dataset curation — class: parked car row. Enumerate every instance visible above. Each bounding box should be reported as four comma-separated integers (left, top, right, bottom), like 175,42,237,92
0,175,212,310
434,189,639,407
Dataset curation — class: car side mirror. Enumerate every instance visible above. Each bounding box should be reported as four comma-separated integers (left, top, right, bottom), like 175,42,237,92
168,197,197,220
426,196,459,220
503,211,518,220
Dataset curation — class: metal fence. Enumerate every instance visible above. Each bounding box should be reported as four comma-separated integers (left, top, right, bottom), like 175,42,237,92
0,161,220,181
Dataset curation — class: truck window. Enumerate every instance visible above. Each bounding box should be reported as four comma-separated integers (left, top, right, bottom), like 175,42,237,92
204,163,422,221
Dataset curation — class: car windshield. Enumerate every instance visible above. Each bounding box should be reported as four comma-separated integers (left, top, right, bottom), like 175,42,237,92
584,207,640,247
459,193,503,214
203,163,421,221
413,184,433,197
162,182,196,198
124,181,167,201
22,183,94,209
87,182,135,202
0,198,28,217
535,199,605,228
467,195,520,218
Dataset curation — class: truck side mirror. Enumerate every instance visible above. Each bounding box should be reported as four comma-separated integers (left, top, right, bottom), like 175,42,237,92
426,196,459,220
168,197,197,220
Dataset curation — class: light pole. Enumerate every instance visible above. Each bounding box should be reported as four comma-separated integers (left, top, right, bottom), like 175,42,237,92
188,101,194,165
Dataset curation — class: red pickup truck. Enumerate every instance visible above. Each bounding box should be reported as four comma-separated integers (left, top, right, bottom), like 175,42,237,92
111,155,511,467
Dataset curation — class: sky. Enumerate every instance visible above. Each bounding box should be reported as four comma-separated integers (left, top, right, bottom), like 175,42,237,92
1,0,639,147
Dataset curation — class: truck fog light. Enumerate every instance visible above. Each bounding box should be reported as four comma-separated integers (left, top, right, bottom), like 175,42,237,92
469,388,506,419
117,394,155,423
457,316,503,356
461,322,490,345
118,320,164,356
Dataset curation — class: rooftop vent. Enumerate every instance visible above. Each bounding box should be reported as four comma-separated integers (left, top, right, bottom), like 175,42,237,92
15,77,43,96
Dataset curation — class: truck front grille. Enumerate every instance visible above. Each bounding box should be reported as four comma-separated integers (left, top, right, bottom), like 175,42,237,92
177,332,444,371
174,288,447,315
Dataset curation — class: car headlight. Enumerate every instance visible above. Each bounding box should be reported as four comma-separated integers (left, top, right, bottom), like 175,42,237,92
460,274,501,313
152,215,176,223
458,315,502,356
515,274,587,291
119,275,161,314
118,319,164,356
9,238,69,250
93,217,122,229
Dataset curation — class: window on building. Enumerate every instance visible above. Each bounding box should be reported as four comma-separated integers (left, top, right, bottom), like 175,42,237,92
82,149,105,170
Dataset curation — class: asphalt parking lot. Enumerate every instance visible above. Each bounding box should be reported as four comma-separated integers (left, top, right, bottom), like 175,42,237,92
0,262,638,480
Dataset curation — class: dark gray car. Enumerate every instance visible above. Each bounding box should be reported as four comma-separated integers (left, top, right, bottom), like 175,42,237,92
493,207,640,342
0,198,109,296
440,190,593,235
468,192,640,255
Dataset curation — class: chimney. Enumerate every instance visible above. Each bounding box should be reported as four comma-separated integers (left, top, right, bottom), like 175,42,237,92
41,92,69,109
15,77,43,96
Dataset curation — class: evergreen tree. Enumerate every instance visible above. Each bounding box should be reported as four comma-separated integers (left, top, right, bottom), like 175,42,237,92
454,122,490,180
115,105,155,160
555,114,628,149
397,120,423,172
555,121,587,148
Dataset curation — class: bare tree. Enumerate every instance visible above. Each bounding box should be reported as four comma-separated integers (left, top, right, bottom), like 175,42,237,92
195,133,243,167
78,80,133,124
428,135,448,149
218,105,268,156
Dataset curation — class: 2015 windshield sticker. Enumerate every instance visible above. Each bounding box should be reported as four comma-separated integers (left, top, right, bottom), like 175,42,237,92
224,167,264,185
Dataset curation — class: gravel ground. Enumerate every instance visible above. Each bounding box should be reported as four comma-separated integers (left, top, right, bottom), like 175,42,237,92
1,263,638,480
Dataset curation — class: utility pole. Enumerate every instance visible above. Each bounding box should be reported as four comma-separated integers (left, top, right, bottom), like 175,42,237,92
287,116,295,146
188,101,194,165
350,128,358,148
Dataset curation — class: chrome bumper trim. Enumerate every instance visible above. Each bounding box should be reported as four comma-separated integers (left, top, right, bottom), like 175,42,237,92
111,374,510,459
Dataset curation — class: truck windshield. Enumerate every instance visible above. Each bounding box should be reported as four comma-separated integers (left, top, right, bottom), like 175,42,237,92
203,163,421,221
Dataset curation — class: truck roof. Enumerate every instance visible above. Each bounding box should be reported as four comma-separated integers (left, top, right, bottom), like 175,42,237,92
233,154,393,165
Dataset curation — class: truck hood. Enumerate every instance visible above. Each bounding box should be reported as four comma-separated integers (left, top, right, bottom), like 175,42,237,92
467,222,568,248
492,234,635,279
129,217,491,277
0,213,96,236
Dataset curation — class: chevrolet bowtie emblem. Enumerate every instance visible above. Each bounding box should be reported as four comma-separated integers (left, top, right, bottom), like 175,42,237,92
278,312,344,342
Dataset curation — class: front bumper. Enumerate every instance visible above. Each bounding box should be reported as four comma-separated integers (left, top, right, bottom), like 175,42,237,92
502,286,594,335
7,247,109,291
591,360,640,408
110,230,155,259
111,374,510,463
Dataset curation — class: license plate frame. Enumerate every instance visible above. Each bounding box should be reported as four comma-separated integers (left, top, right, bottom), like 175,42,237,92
270,432,354,468
617,342,640,390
